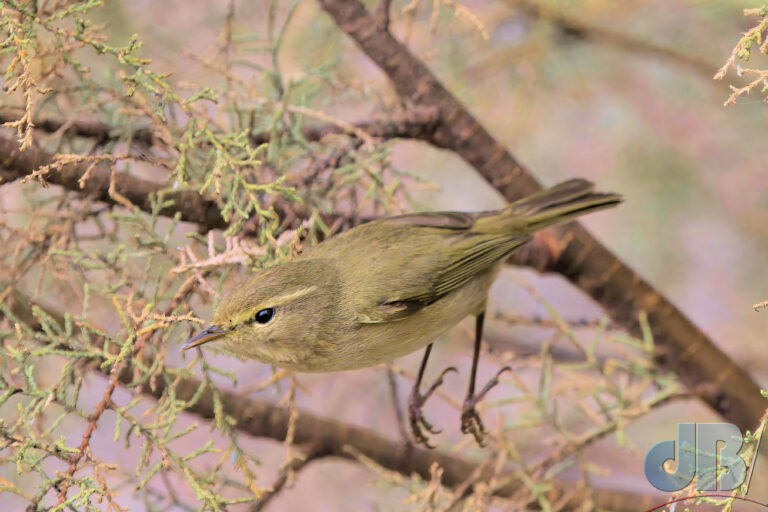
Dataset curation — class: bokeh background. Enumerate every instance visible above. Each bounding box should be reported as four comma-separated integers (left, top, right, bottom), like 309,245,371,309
2,0,768,510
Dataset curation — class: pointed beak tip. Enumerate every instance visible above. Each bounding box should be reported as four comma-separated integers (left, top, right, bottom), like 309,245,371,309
182,325,230,350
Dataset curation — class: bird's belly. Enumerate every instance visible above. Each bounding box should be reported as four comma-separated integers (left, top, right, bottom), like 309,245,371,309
302,267,500,372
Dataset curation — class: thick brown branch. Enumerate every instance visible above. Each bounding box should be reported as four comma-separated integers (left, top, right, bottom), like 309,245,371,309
317,0,766,430
0,108,156,147
0,107,439,149
0,136,228,230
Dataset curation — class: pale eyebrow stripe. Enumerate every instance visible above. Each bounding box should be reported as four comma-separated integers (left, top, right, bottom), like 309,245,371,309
233,286,319,325
271,286,318,306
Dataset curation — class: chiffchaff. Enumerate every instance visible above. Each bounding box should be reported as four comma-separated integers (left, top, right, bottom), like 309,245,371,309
184,178,621,446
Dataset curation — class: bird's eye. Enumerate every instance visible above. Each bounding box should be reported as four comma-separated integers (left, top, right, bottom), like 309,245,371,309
251,307,275,325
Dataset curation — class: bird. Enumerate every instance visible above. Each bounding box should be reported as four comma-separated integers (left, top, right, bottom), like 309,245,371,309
183,178,622,447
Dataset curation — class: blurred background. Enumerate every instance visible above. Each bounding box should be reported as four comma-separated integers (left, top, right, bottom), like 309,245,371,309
2,0,767,510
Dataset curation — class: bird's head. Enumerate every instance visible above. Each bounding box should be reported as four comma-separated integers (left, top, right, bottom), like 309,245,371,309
183,259,339,369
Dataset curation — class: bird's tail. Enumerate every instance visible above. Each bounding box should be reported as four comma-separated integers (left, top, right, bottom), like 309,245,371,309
473,179,622,234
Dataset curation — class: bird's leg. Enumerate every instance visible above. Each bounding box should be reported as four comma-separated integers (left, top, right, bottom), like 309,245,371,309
461,311,511,446
408,343,457,448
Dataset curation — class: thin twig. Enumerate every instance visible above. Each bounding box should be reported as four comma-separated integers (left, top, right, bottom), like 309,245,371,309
249,443,326,512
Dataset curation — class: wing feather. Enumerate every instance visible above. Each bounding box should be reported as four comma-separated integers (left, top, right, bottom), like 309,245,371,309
355,214,530,323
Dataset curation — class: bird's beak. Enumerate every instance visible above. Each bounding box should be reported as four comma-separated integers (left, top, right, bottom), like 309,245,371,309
182,325,231,350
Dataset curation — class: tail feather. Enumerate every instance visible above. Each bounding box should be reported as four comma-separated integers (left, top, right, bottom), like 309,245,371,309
509,179,593,214
473,179,622,234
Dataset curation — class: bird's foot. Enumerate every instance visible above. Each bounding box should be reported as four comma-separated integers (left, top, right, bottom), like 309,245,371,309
408,366,457,448
460,366,511,446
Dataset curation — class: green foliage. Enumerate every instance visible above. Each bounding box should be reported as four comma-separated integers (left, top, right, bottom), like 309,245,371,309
0,0,405,509
715,4,768,104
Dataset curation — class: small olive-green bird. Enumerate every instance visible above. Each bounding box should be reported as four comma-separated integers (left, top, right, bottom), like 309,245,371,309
184,179,621,446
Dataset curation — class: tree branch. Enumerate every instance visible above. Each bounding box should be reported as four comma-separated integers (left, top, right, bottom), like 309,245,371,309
0,135,228,230
316,0,766,430
0,107,440,150
0,107,156,147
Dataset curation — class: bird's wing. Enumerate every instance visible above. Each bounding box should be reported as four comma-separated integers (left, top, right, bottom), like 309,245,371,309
353,214,530,323
417,233,530,301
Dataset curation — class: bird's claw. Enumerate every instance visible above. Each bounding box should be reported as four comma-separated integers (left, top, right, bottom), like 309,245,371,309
408,366,457,448
409,402,439,449
460,405,486,446
460,366,511,446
